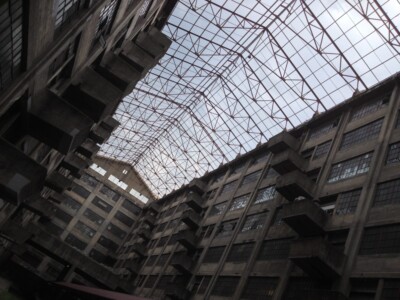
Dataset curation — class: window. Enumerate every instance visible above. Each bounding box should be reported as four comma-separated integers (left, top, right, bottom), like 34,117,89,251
46,222,64,236
221,180,237,194
143,275,158,288
308,119,338,140
157,275,173,289
209,201,227,216
257,239,291,260
382,279,400,300
360,224,400,255
350,94,389,121
200,224,215,239
54,208,73,224
231,163,246,175
80,173,99,188
211,276,239,297
91,0,118,49
242,277,278,300
0,0,24,92
92,197,113,213
138,0,152,16
226,243,254,262
71,183,90,198
272,208,283,226
203,246,225,263
74,221,95,238
241,212,268,232
89,249,111,266
98,235,119,252
114,211,134,227
340,119,383,150
100,185,120,201
54,0,84,33
157,236,168,247
65,233,86,250
83,208,104,225
373,179,400,207
253,186,276,205
108,175,128,190
90,163,106,176
155,254,169,266
229,194,250,211
122,199,141,215
240,170,262,186
284,277,331,300
155,222,167,233
145,255,157,266
396,112,400,129
327,152,373,183
252,152,270,165
386,142,400,165
216,219,237,237
193,276,211,295
335,189,361,215
107,223,126,239
313,140,332,159
264,168,278,180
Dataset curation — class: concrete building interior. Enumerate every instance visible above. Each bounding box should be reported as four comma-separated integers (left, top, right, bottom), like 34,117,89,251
1,0,400,299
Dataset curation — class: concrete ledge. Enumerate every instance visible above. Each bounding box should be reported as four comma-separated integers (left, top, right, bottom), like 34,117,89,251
267,131,299,154
276,170,315,201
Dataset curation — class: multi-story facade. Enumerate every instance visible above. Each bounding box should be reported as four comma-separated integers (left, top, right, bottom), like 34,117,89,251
131,74,400,299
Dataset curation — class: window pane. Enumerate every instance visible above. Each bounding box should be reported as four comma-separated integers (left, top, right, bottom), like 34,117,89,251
373,179,400,207
335,189,361,215
229,194,250,211
241,212,268,232
254,186,276,204
327,152,373,183
340,119,383,150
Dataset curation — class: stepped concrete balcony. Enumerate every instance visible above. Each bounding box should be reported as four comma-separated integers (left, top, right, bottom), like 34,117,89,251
282,199,328,237
120,41,157,75
181,209,201,230
63,67,123,122
0,220,39,244
276,170,315,201
289,237,345,280
76,139,100,158
60,153,90,178
171,253,193,274
270,148,306,175
44,171,73,194
267,131,299,154
143,202,160,214
184,192,203,213
27,92,93,154
131,243,146,257
177,229,197,250
137,227,151,240
23,197,57,220
295,290,348,300
0,138,47,204
165,285,189,300
135,27,172,60
89,125,111,144
188,178,206,194
124,260,141,276
141,214,156,227
96,53,141,95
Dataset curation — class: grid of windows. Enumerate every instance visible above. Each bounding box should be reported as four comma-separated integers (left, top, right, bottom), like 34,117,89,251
61,195,82,211
83,208,104,225
373,179,400,207
138,0,152,16
71,184,90,198
100,185,120,201
242,277,278,300
327,152,373,183
340,119,383,150
203,246,225,263
114,211,134,227
386,142,400,165
54,0,83,32
229,194,250,211
92,197,112,213
241,212,268,232
0,0,24,92
98,235,119,252
107,223,126,239
313,140,332,159
80,173,99,188
211,276,240,297
257,239,291,260
122,199,141,215
74,221,95,238
350,94,389,121
65,233,86,250
193,276,211,295
254,186,276,205
226,243,254,262
382,279,400,300
209,201,227,216
221,180,237,194
308,119,338,140
360,224,400,255
216,219,237,237
240,170,262,186
335,189,361,215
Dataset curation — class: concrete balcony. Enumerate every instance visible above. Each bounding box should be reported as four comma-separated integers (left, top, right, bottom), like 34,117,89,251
60,153,89,177
27,92,93,154
101,116,120,132
0,138,47,204
44,171,73,194
120,41,157,74
165,285,189,300
289,237,345,280
131,243,146,257
137,227,151,240
135,27,172,59
141,214,156,227
97,53,141,95
170,253,193,274
267,131,299,154
177,229,197,250
282,199,328,237
270,148,306,175
276,170,315,201
181,209,201,230
184,192,202,213
143,202,160,214
125,260,140,275
89,125,112,144
0,220,39,244
76,139,100,158
188,178,206,194
23,197,57,220
63,67,123,122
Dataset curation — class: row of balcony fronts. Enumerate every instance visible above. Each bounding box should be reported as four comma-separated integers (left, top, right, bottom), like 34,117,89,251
0,0,153,91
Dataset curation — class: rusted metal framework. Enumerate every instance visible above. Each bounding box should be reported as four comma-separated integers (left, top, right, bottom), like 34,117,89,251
100,0,400,197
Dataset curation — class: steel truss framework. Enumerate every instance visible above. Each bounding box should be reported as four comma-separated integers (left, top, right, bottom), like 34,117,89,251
100,0,400,197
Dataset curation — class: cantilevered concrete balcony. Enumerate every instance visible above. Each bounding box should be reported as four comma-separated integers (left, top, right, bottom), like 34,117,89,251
165,285,189,300
23,197,57,220
44,171,73,194
96,53,141,95
276,170,315,201
1,220,39,244
270,148,306,175
0,138,47,204
289,237,345,280
131,243,146,257
177,229,197,250
184,192,203,213
135,27,172,60
60,153,90,177
171,253,193,274
27,92,93,154
282,199,328,237
63,68,123,122
141,214,156,227
120,42,157,74
143,202,160,214
267,131,299,154
188,178,206,194
137,227,151,240
76,139,100,158
181,209,201,230
89,125,112,144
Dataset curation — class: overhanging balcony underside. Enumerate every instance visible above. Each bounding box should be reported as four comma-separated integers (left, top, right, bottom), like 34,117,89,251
0,139,47,204
188,178,206,194
282,199,327,236
135,28,172,60
60,153,89,177
23,197,56,220
44,171,73,194
131,243,146,257
120,42,157,73
289,238,345,280
185,193,202,213
89,125,112,144
181,209,201,230
142,214,156,226
76,139,100,158
27,92,93,155
137,227,151,240
270,148,306,175
276,170,315,201
177,230,197,250
144,202,160,214
171,253,193,274
267,131,299,154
